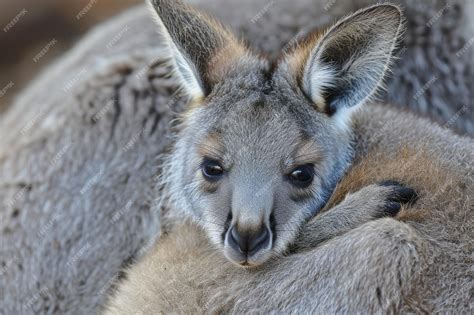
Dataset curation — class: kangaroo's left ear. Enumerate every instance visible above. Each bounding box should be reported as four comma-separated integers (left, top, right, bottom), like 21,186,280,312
148,0,249,102
288,4,404,126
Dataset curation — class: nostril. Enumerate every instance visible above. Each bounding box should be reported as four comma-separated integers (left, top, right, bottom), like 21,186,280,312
248,227,269,252
228,225,271,254
230,225,245,251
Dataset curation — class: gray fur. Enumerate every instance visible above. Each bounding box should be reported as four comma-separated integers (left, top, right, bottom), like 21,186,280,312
291,183,415,251
104,218,428,314
152,1,405,266
0,0,472,313
104,2,472,312
105,101,473,313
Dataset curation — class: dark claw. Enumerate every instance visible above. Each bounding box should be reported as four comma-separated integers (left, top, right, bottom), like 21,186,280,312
378,180,418,217
384,201,402,216
388,186,418,205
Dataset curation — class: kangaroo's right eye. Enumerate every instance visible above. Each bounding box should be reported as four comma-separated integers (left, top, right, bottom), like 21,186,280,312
288,164,314,188
201,159,224,181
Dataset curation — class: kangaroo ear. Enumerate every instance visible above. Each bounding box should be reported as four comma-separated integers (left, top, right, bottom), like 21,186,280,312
148,0,245,101
293,4,403,125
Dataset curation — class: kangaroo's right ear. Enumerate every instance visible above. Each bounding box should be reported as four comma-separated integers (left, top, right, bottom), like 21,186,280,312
148,0,247,102
286,4,404,128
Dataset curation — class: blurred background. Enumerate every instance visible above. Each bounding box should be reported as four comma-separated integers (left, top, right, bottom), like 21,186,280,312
0,0,140,113
0,0,472,135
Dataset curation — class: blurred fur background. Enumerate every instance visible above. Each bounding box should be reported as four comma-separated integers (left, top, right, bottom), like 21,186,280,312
0,0,472,313
0,0,472,132
0,0,140,113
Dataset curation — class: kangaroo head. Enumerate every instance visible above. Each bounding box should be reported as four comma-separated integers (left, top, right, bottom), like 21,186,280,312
150,0,403,267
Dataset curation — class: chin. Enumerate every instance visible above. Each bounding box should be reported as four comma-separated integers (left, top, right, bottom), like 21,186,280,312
223,246,273,268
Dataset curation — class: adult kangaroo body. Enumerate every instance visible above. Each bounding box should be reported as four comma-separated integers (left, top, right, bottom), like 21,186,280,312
0,1,472,314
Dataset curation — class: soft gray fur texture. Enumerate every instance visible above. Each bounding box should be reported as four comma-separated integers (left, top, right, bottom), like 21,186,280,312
152,1,406,267
0,1,472,314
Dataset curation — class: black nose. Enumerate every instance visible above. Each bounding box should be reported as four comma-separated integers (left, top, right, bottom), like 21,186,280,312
228,224,270,254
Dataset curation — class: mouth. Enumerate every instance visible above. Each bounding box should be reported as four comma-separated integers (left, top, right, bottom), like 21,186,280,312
223,226,273,267
223,245,273,267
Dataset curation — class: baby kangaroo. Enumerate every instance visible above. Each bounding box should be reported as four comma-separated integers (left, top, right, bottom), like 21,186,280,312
151,0,411,267
105,0,473,313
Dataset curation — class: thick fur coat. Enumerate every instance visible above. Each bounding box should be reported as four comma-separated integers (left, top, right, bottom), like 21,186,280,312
104,103,473,313
0,1,472,313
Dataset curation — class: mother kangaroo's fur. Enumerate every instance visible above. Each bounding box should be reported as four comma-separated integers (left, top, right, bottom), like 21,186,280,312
104,1,473,314
105,103,473,314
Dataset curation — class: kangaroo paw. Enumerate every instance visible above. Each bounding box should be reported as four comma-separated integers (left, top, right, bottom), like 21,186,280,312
377,180,418,217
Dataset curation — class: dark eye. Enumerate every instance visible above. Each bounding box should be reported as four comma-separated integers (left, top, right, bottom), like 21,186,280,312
201,159,224,181
288,164,314,188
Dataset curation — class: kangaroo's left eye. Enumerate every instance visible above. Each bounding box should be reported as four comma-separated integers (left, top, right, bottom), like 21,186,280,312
201,159,224,181
288,164,314,188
